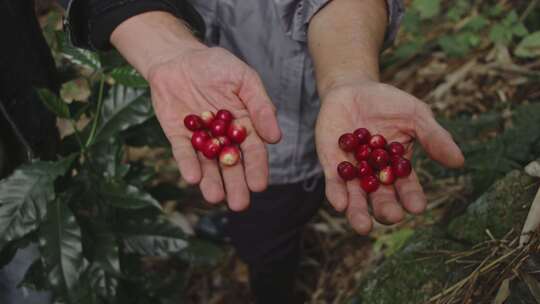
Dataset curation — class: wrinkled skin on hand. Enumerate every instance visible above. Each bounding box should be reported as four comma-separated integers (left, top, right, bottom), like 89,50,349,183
315,81,464,234
148,47,281,211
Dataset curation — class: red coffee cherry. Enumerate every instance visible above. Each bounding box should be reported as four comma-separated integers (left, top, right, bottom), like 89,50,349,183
378,166,396,185
217,136,232,147
337,161,357,181
227,123,247,144
353,128,371,145
216,109,234,124
355,144,372,161
200,111,215,128
338,133,360,152
360,175,379,193
184,114,203,131
210,119,229,137
392,157,412,178
202,138,222,159
370,148,390,169
369,134,387,149
357,160,373,178
387,142,405,156
191,130,211,151
219,145,241,166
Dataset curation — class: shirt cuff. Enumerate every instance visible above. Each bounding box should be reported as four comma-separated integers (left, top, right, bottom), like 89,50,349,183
64,0,205,51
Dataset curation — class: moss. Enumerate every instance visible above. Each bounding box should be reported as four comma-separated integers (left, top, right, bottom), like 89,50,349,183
350,170,540,304
447,171,538,243
351,229,464,304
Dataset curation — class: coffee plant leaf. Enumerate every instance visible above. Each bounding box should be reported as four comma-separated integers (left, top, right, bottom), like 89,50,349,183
94,86,154,144
100,182,162,210
109,66,149,89
0,156,76,251
515,31,540,58
37,88,71,119
39,196,87,301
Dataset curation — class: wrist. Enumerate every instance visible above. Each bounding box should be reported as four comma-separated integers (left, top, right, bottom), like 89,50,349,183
110,11,207,79
317,70,380,98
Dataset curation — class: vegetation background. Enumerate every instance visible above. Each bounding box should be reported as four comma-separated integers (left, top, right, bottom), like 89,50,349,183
1,0,539,303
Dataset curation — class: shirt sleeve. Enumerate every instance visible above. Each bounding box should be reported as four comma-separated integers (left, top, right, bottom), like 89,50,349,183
63,0,205,51
275,0,404,49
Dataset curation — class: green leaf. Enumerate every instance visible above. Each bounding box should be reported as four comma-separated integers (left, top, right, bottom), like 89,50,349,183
438,35,470,57
93,86,154,144
116,210,188,257
60,36,101,71
374,228,415,257
463,16,489,32
513,23,529,37
89,138,129,180
124,235,188,257
100,182,162,210
178,240,223,267
40,196,87,302
402,11,422,34
87,263,118,299
515,31,540,58
109,67,149,88
121,117,169,148
488,4,504,17
412,0,440,19
91,233,121,275
391,39,426,61
490,24,514,45
446,0,469,21
60,78,91,103
0,157,75,251
37,88,71,118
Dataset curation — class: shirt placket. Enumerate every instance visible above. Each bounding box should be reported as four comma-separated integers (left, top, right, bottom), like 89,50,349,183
279,49,305,182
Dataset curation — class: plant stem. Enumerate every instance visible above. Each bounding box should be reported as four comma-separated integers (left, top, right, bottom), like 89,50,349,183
70,119,86,153
85,74,106,147
520,0,538,21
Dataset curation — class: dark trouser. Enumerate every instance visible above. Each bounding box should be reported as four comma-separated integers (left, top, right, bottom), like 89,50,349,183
227,176,325,304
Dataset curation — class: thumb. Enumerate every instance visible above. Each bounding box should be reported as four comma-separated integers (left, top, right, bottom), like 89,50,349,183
415,110,465,168
238,69,282,144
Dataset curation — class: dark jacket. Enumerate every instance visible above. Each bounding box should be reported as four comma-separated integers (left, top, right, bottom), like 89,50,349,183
60,0,205,50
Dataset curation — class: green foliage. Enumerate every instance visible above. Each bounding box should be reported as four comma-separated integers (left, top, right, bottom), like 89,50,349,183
424,103,540,195
39,196,87,301
412,0,440,19
109,67,148,89
373,228,414,257
386,2,534,62
0,156,75,251
37,88,71,119
0,27,223,304
515,31,540,58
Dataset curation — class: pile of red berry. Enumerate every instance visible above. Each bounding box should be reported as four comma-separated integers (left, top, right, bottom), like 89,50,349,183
337,128,412,193
184,109,247,166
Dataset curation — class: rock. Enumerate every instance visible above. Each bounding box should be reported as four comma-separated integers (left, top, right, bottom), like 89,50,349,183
447,170,538,243
351,229,464,304
350,170,540,303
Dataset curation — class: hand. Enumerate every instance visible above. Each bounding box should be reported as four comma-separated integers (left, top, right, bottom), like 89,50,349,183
148,47,281,211
315,81,464,234
110,12,281,211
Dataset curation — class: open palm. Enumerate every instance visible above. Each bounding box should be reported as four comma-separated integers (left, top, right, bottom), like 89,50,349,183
316,81,464,234
148,47,281,211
